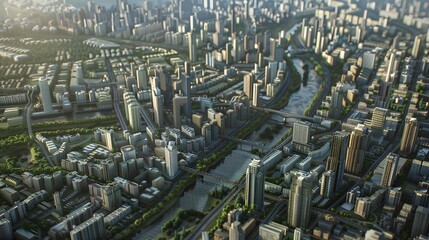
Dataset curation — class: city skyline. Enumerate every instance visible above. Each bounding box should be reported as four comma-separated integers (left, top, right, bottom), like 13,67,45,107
0,0,428,239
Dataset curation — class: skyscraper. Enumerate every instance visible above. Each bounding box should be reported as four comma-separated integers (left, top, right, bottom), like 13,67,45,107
329,85,344,119
124,92,141,132
165,141,178,178
188,31,196,62
243,73,254,100
245,159,265,210
54,191,64,216
326,131,349,191
411,35,423,58
288,171,314,228
370,107,387,137
345,124,369,175
320,170,335,198
292,121,311,153
173,95,188,129
252,83,261,106
400,118,419,154
411,206,429,238
39,76,53,113
152,87,164,128
229,221,245,240
136,66,148,90
380,153,399,188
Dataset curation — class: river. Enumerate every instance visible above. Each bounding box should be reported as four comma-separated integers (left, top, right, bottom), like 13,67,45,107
135,58,322,239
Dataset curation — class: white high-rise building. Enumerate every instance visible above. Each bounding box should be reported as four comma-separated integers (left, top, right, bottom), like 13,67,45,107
152,87,164,128
288,171,314,228
136,66,149,90
165,141,178,178
245,159,265,210
39,76,53,113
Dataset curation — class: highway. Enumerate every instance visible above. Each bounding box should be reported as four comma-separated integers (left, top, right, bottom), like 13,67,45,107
22,87,55,166
105,57,128,131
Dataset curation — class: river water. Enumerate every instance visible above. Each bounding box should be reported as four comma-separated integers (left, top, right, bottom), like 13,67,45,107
135,58,322,239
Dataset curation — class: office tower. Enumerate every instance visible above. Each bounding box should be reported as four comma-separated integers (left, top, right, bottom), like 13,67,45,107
181,72,192,119
229,221,245,240
292,121,311,153
121,145,136,161
412,35,423,58
252,83,261,106
230,3,235,36
136,66,148,90
245,159,265,210
243,73,254,100
380,153,399,188
0,218,13,240
152,87,164,128
345,124,369,175
288,171,314,228
370,107,388,137
294,228,302,240
128,101,141,132
173,95,188,128
320,170,335,198
386,187,402,207
327,131,349,191
188,31,196,62
329,85,344,119
54,191,64,216
411,206,429,238
124,92,141,132
39,76,53,113
155,65,173,107
69,213,105,240
226,43,233,65
243,0,249,19
400,118,419,154
165,141,178,178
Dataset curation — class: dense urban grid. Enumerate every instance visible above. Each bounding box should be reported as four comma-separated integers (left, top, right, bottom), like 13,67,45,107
0,0,428,239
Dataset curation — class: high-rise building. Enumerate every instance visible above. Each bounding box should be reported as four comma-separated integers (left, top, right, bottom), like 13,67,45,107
370,107,388,137
124,92,141,132
252,83,261,106
54,191,64,216
173,95,188,129
229,221,245,240
243,73,254,100
0,218,13,240
411,206,429,238
345,124,369,175
293,228,302,240
288,171,314,228
39,76,53,113
89,183,121,211
320,170,335,199
292,121,311,145
245,159,265,210
136,66,149,90
180,72,192,119
326,131,349,191
165,141,178,178
188,31,197,62
69,213,105,240
292,121,311,153
329,85,344,119
380,153,399,188
411,35,423,58
152,87,164,128
121,145,136,161
400,118,419,154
